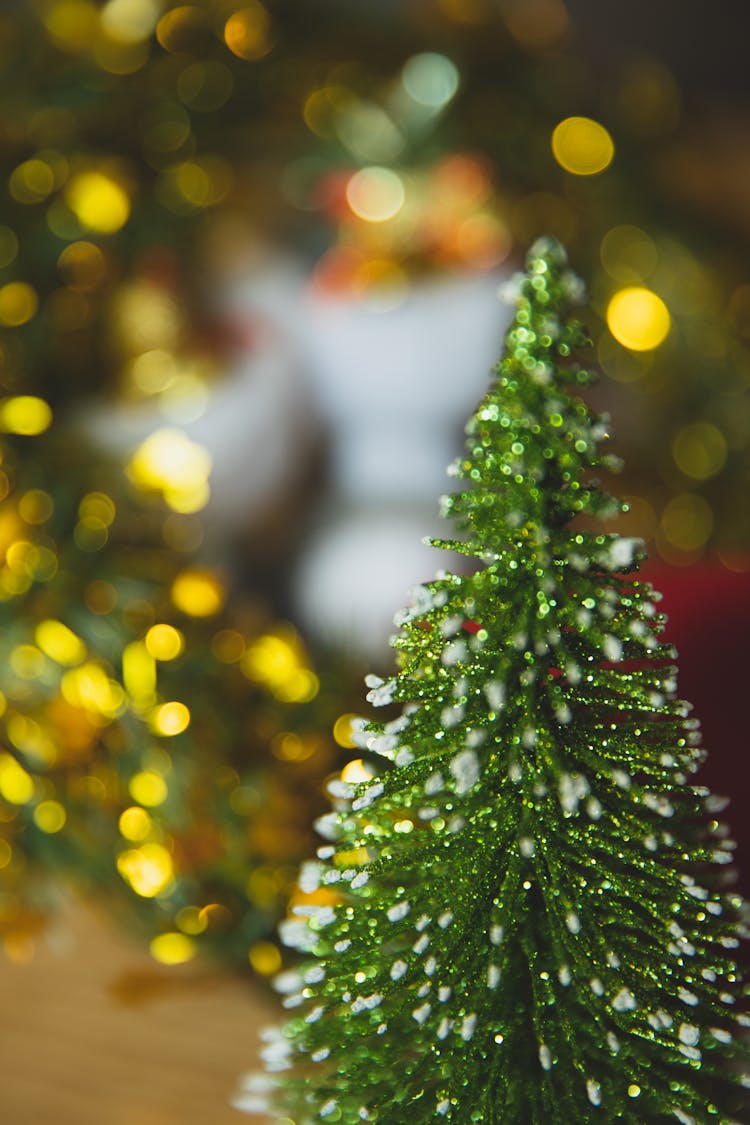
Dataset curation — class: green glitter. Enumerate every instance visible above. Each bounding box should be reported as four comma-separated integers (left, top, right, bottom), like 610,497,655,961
259,239,749,1124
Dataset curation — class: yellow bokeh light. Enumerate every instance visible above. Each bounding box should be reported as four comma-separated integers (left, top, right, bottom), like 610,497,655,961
0,840,11,870
19,490,54,525
0,225,19,268
242,630,319,703
171,569,225,617
150,932,195,965
6,713,55,767
9,159,56,204
0,754,34,805
117,842,174,897
176,905,208,935
119,805,152,841
551,116,614,176
672,422,727,481
33,800,67,834
0,396,51,436
600,225,658,283
126,428,212,513
129,770,168,807
248,940,282,976
0,283,39,327
346,167,405,223
145,624,184,661
65,171,131,234
224,3,273,60
101,0,161,42
79,492,116,527
43,0,99,51
333,713,359,749
35,620,87,666
58,241,108,291
122,641,157,706
661,493,713,552
61,661,126,719
151,701,191,737
606,287,670,351
340,758,375,784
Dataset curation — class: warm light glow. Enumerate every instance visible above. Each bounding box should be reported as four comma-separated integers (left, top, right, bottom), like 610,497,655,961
672,422,727,481
117,842,174,897
33,800,67,834
340,758,375,784
126,428,211,513
42,0,99,50
35,620,86,666
401,53,459,108
600,225,657,283
346,167,405,223
224,3,273,60
122,641,157,705
0,226,18,268
151,701,191,736
333,713,359,749
65,171,131,234
101,0,160,42
551,116,614,176
61,661,126,718
249,940,283,976
171,569,225,617
118,805,152,841
606,287,670,351
58,240,108,291
145,624,184,661
0,753,34,805
176,905,208,934
150,932,196,964
242,630,319,703
0,396,52,435
9,159,56,204
0,283,39,327
79,491,116,527
129,770,168,807
20,490,54,525
660,493,713,552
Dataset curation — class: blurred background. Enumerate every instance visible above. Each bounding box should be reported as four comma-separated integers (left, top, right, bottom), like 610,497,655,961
0,1,749,1121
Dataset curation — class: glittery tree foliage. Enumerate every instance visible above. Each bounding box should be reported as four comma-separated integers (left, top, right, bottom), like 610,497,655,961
250,240,749,1124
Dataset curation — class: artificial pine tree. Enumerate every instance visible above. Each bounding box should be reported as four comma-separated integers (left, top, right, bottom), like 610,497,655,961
251,239,749,1123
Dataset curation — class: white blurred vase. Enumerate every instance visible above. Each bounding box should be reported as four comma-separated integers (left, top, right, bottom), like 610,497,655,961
292,270,511,660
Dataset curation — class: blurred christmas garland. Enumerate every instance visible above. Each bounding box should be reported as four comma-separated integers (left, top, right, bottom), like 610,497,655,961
1,0,749,968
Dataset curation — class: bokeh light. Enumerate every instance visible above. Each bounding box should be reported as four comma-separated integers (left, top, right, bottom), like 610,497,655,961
606,287,671,351
672,421,728,481
170,569,225,617
117,842,174,897
65,170,131,234
551,116,614,176
346,167,405,223
150,931,195,964
224,3,273,61
126,429,211,513
0,283,39,327
401,53,459,108
0,397,52,435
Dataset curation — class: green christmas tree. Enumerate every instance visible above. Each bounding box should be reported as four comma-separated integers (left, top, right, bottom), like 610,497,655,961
247,239,749,1123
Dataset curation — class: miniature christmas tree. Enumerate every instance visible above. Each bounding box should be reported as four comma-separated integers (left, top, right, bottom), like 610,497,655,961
250,239,749,1123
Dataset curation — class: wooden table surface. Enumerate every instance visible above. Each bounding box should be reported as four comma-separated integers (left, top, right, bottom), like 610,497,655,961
0,899,278,1125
